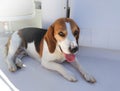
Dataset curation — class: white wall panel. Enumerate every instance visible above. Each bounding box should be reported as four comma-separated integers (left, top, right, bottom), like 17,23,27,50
40,0,66,28
71,0,120,50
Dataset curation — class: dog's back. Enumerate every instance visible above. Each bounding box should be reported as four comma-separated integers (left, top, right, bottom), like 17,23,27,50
18,28,47,52
5,28,47,56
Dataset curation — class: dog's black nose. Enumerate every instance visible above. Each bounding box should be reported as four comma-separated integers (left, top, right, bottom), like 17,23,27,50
69,46,79,53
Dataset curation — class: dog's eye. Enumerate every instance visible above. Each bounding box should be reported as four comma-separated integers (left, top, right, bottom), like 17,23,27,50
58,32,65,37
73,30,79,36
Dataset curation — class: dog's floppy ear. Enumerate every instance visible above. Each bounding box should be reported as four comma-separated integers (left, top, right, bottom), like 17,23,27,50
76,26,80,44
44,25,56,53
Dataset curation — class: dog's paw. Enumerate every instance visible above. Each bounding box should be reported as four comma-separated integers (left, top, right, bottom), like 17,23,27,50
8,64,17,72
65,74,77,82
15,57,23,68
83,73,96,83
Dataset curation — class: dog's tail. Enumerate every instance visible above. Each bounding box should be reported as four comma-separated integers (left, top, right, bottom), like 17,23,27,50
4,44,8,57
4,37,11,57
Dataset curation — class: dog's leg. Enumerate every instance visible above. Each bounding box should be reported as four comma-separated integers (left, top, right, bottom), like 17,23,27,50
70,58,96,83
15,47,28,68
6,32,22,72
41,61,77,82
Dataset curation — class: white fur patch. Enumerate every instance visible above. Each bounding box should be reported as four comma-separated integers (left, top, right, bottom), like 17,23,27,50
66,22,77,47
26,42,41,61
41,40,65,63
57,22,77,54
66,22,75,42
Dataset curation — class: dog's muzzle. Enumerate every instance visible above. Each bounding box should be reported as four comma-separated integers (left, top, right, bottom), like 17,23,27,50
69,46,79,54
58,45,78,62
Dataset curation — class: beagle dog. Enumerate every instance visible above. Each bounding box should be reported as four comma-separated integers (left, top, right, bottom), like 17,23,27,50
5,18,96,83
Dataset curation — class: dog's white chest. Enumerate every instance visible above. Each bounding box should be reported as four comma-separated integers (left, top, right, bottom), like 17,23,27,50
26,42,41,61
53,51,65,63
41,41,65,63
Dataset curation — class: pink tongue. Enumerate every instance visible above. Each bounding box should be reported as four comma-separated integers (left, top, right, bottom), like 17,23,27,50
64,54,75,62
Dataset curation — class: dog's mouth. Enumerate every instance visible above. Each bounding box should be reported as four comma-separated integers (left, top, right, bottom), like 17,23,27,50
59,45,75,62
64,53,75,62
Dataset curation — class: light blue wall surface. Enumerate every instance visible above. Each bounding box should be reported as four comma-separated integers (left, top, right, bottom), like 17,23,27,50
71,0,120,50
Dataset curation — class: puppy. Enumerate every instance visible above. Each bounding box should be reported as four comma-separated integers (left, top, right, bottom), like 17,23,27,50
5,18,96,83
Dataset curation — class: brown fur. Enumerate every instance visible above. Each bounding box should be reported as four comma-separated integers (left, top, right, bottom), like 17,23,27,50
5,37,11,56
39,38,44,57
44,26,57,53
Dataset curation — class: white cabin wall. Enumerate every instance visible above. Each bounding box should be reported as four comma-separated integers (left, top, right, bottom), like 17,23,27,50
40,0,66,28
70,0,120,50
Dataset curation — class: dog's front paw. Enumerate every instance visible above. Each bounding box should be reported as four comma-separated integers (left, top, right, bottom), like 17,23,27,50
15,57,23,68
83,73,96,83
8,64,17,72
64,74,77,82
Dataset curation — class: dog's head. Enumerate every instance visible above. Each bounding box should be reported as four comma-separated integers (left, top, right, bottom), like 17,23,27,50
45,18,80,60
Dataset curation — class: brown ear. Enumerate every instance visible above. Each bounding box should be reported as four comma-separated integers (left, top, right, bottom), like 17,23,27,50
76,26,80,44
44,25,56,53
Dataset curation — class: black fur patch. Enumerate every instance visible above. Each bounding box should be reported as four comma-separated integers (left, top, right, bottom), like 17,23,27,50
18,27,47,52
